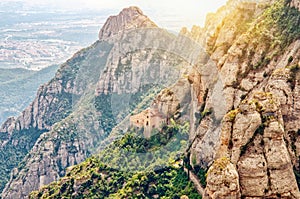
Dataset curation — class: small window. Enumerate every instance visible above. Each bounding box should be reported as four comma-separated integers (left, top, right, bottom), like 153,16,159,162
146,121,149,126
137,120,139,123
147,116,149,118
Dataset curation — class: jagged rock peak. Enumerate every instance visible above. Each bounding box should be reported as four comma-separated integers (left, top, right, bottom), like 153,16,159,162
98,6,157,40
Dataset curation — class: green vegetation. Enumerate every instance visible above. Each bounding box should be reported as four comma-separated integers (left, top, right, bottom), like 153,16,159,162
226,109,240,122
29,122,199,199
195,89,209,124
30,157,199,199
129,84,162,113
250,0,300,69
271,0,300,49
45,91,74,127
95,93,117,134
109,167,199,199
208,157,230,175
193,165,207,187
98,120,189,172
287,64,300,89
94,83,163,135
288,56,294,63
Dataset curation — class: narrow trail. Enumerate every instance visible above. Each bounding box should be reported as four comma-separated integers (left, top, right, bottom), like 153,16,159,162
184,167,205,196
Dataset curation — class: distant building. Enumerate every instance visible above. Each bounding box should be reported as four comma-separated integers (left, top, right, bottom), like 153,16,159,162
130,107,167,138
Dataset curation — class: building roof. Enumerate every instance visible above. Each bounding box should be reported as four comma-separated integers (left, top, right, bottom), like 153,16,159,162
130,107,166,121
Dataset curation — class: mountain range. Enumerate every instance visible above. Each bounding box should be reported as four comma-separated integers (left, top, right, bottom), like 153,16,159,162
0,0,300,198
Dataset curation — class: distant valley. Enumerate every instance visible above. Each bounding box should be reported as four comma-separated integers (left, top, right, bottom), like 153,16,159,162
0,2,113,124
0,2,111,70
0,65,58,124
1,0,300,198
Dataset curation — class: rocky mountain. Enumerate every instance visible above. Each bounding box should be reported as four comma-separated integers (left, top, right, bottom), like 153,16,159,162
1,0,300,198
0,6,198,199
192,0,300,198
98,6,157,41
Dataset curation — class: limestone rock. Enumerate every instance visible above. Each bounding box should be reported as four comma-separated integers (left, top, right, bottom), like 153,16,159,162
1,7,193,199
204,157,241,199
153,77,191,120
2,1,300,198
98,6,157,41
208,92,300,198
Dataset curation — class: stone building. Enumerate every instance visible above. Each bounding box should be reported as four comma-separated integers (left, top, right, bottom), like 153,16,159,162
130,107,167,138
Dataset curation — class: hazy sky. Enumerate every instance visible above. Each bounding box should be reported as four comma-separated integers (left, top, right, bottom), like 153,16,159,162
4,0,228,31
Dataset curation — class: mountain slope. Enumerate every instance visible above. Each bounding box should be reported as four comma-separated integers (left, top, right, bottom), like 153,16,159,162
0,7,196,199
2,0,300,198
26,0,300,198
186,0,300,198
29,122,199,199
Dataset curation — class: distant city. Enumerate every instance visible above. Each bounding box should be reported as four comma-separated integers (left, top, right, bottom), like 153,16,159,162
0,1,111,70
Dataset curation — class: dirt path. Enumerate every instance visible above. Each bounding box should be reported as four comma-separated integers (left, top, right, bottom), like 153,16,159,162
184,167,205,196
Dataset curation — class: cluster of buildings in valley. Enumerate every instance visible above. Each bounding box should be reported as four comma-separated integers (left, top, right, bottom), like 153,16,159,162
0,40,81,70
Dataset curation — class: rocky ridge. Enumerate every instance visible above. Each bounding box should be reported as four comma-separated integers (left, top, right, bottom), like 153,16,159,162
185,0,300,198
0,6,194,199
28,0,300,198
1,0,300,198
98,6,157,41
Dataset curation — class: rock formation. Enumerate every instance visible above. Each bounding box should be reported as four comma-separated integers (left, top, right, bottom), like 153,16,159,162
186,0,300,198
1,0,300,198
1,6,192,199
98,6,157,41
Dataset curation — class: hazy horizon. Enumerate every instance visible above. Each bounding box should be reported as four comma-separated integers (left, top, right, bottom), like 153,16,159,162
1,0,228,31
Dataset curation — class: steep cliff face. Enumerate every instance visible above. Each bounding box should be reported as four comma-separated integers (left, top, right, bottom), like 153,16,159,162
2,0,300,198
185,0,300,198
187,0,261,169
1,7,194,199
0,40,113,198
0,47,88,192
208,91,299,198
